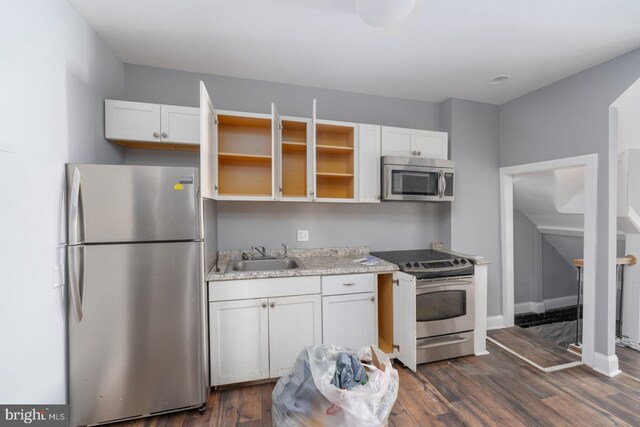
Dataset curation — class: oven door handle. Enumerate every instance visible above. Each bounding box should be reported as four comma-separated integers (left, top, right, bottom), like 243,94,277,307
438,170,446,198
416,278,473,290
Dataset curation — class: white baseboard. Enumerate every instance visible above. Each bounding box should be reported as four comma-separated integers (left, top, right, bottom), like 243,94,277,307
544,295,578,311
514,295,578,315
487,315,505,330
593,352,621,377
514,301,545,315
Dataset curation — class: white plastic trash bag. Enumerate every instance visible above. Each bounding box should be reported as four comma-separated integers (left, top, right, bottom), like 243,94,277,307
272,344,399,426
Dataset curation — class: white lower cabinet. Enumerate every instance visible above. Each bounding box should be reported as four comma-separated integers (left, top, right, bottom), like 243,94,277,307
208,276,322,386
268,294,322,378
322,292,376,350
209,298,270,386
321,273,377,350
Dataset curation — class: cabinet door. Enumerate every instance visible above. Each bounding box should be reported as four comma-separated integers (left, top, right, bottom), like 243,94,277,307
322,292,376,350
269,294,322,378
381,126,413,157
199,81,218,199
413,130,448,160
272,103,281,200
310,99,317,200
358,124,381,203
209,299,270,386
394,272,417,371
105,100,160,142
160,105,199,144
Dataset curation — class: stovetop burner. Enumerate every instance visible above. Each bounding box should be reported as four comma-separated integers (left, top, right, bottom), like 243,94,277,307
371,249,474,280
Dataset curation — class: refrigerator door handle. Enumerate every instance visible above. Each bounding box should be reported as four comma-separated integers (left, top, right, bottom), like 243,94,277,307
69,246,85,322
69,167,84,245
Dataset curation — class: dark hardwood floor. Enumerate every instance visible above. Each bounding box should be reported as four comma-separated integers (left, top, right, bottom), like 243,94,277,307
115,341,640,427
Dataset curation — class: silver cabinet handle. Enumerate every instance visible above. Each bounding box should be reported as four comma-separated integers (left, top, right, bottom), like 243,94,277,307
270,302,275,308
370,296,375,302
261,302,268,308
343,282,356,287
161,132,168,138
69,246,85,322
153,132,160,138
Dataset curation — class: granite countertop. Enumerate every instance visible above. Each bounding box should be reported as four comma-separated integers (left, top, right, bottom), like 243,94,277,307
207,246,398,281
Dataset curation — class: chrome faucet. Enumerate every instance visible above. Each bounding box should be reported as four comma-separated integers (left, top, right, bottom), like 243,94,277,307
282,243,288,258
252,245,268,259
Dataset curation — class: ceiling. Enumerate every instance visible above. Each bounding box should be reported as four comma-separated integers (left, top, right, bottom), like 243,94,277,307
68,0,640,105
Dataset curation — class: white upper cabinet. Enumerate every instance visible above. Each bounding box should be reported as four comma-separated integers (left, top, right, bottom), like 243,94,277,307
313,99,359,202
380,126,413,157
358,124,381,203
381,126,448,160
414,130,448,159
160,104,200,145
105,100,161,143
105,100,199,146
200,82,218,199
278,116,313,201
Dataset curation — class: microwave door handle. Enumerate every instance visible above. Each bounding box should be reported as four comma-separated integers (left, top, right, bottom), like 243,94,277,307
438,171,445,198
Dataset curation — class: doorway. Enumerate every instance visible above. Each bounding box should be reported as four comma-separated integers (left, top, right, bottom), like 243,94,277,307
499,154,598,368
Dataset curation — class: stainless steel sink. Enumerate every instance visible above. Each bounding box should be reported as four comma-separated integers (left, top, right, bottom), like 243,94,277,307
225,257,306,273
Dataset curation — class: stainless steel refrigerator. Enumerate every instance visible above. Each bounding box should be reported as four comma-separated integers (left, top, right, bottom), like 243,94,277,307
66,164,209,426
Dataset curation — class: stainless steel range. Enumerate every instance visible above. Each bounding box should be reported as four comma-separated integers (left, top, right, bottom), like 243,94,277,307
372,249,475,364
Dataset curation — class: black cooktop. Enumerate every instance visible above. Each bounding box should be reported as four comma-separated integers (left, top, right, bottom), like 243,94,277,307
371,249,474,280
370,249,454,264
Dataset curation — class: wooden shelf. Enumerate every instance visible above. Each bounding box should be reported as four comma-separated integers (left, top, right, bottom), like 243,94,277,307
316,172,354,178
282,141,307,152
218,152,272,163
316,144,353,154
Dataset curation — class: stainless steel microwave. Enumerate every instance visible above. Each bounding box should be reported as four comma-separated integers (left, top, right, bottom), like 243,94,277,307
381,156,454,202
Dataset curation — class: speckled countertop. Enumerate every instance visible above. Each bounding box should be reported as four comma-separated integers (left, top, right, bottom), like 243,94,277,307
207,246,398,281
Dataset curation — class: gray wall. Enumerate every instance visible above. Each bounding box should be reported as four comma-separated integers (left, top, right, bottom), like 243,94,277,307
514,210,543,305
125,64,442,130
0,0,124,403
443,99,502,316
123,64,448,251
542,237,579,301
500,47,640,355
216,201,447,251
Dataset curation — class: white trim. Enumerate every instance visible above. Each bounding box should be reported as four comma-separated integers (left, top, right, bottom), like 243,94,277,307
544,295,578,311
593,352,621,377
487,315,506,330
487,337,583,373
514,301,545,315
500,154,598,368
514,295,579,314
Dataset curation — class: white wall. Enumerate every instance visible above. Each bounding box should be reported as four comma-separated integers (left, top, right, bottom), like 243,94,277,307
0,0,124,403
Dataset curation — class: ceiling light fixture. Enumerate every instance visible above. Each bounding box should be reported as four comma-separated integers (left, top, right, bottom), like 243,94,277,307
356,0,416,27
489,75,511,85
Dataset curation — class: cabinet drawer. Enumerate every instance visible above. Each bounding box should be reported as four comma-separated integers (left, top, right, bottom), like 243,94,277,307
209,276,321,301
322,273,374,296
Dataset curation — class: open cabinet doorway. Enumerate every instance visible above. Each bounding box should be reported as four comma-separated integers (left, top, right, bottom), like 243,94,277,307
499,154,599,368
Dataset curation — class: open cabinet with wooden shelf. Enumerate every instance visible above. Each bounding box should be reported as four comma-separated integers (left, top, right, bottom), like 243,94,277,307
279,119,309,199
314,121,357,200
217,113,274,197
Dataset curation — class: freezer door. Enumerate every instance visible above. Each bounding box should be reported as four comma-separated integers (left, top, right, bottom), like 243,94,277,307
67,164,201,244
68,242,208,426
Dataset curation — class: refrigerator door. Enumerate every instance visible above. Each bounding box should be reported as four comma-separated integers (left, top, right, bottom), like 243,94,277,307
67,164,201,245
68,241,208,426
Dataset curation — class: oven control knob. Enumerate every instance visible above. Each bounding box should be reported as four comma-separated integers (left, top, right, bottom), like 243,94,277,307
413,262,420,268
460,259,467,264
405,262,412,269
453,259,460,265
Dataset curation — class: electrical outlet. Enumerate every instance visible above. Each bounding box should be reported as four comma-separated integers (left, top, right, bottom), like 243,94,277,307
297,230,309,242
